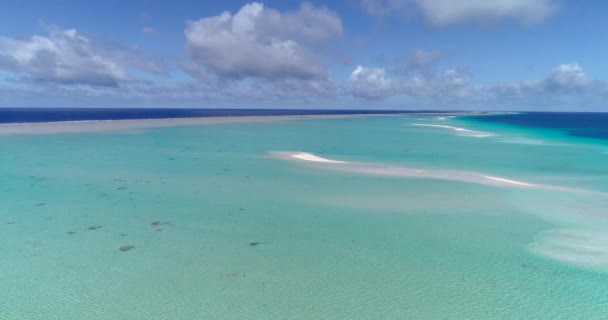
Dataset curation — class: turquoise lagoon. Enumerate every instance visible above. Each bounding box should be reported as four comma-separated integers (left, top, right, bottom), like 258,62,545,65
1,114,608,319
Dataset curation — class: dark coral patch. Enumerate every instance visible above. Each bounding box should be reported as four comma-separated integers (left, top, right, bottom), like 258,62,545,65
120,245,135,252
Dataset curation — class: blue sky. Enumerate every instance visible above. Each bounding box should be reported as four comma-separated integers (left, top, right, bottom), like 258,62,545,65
1,0,607,110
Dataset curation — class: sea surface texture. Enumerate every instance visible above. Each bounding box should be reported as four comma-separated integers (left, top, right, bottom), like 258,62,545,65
1,111,607,319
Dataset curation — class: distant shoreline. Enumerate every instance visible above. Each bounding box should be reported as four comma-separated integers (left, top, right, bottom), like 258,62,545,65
0,111,492,136
0,108,476,125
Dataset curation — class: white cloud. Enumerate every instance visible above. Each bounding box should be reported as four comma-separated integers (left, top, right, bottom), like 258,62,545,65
360,0,558,26
258,2,343,44
0,27,164,87
5,61,605,110
348,65,394,99
184,2,342,82
545,62,593,91
0,28,126,86
492,62,601,100
347,61,608,109
348,63,471,100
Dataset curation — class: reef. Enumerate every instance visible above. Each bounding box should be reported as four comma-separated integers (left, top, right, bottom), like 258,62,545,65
119,245,135,252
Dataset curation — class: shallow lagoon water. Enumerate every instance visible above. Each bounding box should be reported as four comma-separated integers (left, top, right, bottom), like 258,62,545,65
1,115,608,319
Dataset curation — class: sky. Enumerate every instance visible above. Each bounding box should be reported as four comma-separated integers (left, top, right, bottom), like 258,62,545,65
0,0,607,111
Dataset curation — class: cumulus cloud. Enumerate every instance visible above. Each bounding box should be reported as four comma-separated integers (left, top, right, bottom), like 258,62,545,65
349,49,469,100
348,63,472,100
544,62,593,92
349,60,606,109
348,65,394,99
360,0,558,26
0,27,165,87
185,2,342,83
492,62,602,100
0,28,126,86
5,60,605,110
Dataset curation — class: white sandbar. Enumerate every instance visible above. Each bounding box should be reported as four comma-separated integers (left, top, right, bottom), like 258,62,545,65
291,153,348,163
0,114,392,136
482,175,537,187
269,151,588,192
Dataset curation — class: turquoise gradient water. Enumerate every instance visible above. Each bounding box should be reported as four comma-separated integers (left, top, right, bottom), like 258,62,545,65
1,115,608,319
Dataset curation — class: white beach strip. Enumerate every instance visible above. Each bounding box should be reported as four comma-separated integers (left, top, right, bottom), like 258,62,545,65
0,114,402,136
290,153,348,163
269,152,596,193
482,175,537,187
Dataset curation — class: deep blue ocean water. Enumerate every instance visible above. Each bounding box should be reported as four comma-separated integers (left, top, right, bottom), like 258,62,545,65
467,112,608,140
0,108,432,124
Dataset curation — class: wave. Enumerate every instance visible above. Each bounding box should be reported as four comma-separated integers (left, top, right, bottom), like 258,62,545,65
528,229,608,272
412,123,494,138
268,152,586,192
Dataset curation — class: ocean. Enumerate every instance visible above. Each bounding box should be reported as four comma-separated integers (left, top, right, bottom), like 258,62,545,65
1,109,607,319
467,112,608,140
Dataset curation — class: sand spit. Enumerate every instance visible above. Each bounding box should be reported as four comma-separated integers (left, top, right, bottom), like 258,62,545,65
0,114,411,136
270,151,593,192
290,153,349,164
481,175,537,187
0,111,491,136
